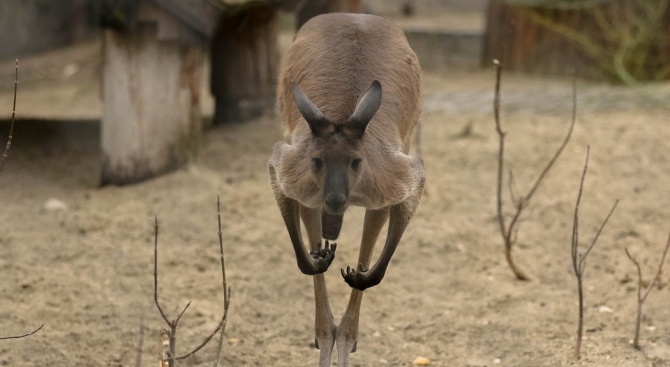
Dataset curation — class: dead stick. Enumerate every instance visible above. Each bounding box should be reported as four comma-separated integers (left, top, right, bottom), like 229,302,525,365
154,217,171,326
493,59,577,281
492,60,528,279
0,323,43,341
571,146,619,359
154,216,192,367
625,228,670,349
0,59,19,174
175,311,227,361
212,195,231,367
175,196,233,364
135,315,145,367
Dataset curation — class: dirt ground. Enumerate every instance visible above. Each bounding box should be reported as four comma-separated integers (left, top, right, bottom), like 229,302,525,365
2,43,670,367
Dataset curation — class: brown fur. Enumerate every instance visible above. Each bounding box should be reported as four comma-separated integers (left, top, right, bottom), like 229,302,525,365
273,13,422,209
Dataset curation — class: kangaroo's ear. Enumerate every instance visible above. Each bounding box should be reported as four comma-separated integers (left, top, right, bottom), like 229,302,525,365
348,80,382,138
292,82,329,136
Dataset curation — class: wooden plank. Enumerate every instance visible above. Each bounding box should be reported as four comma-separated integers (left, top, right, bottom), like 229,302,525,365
101,28,203,185
152,0,222,38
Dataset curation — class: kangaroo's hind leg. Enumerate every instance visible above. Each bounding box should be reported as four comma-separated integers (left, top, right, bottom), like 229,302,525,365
300,205,336,367
336,207,390,367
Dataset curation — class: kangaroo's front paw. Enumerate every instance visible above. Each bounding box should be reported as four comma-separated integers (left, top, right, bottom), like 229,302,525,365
309,240,337,273
341,263,373,291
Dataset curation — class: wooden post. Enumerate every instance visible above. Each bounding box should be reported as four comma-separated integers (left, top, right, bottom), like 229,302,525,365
296,0,363,30
101,2,204,185
210,3,279,124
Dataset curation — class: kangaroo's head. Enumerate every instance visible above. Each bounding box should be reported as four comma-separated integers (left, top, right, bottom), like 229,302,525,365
292,80,382,215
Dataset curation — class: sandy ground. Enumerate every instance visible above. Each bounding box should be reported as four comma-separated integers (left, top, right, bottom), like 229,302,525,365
2,31,670,367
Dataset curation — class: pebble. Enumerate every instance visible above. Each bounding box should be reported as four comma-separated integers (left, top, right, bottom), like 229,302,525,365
598,305,614,313
412,356,430,366
44,198,68,211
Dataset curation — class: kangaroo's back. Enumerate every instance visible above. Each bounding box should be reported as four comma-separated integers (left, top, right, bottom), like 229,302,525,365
277,13,421,149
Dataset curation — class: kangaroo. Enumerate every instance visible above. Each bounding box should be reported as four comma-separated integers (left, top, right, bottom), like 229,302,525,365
268,13,425,366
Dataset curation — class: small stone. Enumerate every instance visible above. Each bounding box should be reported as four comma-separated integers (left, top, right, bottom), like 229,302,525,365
62,63,80,77
493,358,502,364
412,356,430,366
598,305,614,313
44,198,68,211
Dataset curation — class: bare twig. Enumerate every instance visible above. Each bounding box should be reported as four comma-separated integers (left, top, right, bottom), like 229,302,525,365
135,315,145,367
157,197,232,365
625,229,670,349
571,146,619,359
154,217,192,367
0,59,42,343
0,59,18,174
493,59,576,281
177,196,233,364
212,195,231,367
0,323,43,341
175,310,228,361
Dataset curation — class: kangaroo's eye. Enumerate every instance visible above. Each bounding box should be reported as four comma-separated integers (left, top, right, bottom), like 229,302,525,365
351,159,362,170
312,158,323,171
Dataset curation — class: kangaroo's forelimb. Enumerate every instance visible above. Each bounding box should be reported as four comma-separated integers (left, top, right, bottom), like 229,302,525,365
269,164,337,275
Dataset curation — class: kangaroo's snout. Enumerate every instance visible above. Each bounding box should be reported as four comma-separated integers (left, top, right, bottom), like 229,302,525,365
325,192,347,214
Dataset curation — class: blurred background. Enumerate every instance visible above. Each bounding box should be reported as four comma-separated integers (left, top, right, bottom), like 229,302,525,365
1,2,670,366
0,0,668,185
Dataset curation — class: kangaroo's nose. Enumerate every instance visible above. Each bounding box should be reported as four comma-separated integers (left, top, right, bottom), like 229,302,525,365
325,193,346,213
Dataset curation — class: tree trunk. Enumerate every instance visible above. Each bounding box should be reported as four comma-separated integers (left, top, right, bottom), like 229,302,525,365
101,28,203,185
210,4,278,124
483,1,585,76
483,0,670,81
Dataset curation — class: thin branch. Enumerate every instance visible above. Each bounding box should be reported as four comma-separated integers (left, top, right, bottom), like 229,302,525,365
212,195,231,367
508,169,520,207
523,77,577,202
493,59,506,241
579,199,619,274
0,323,43,341
175,308,228,361
154,217,171,326
0,60,43,343
571,147,589,360
0,59,18,174
493,59,529,280
570,146,618,360
624,248,643,298
217,196,229,309
153,216,192,367
176,196,233,365
641,229,670,303
625,247,644,350
571,146,587,275
493,60,576,281
625,228,670,349
135,315,145,367
175,301,192,325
